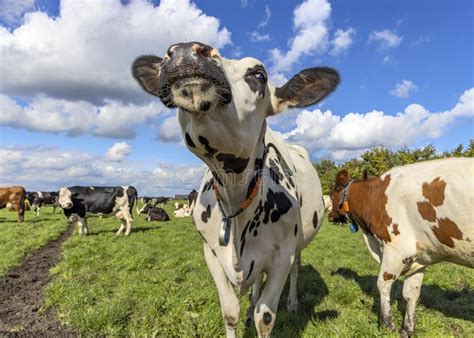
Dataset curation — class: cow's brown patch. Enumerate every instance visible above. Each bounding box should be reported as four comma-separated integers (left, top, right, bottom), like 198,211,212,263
383,272,396,281
422,177,446,207
432,217,463,248
391,223,400,236
346,175,392,242
417,201,437,222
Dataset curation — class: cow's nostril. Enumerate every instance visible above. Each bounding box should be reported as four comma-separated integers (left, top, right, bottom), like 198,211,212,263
181,88,190,97
200,101,211,112
196,45,211,58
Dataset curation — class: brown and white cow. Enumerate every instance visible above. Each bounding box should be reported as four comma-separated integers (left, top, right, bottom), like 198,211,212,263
132,42,338,337
328,158,474,336
0,186,26,222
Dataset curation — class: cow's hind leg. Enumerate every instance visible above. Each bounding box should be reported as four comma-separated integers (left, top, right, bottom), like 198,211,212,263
254,255,293,338
204,244,240,338
377,248,404,331
246,272,263,326
116,211,126,235
401,268,425,337
78,217,88,235
287,252,300,312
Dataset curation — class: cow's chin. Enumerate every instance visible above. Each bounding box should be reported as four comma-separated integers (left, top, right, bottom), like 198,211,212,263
170,77,229,114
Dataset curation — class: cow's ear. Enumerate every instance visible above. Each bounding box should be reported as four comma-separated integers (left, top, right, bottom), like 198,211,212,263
335,169,350,188
132,55,163,96
269,67,340,115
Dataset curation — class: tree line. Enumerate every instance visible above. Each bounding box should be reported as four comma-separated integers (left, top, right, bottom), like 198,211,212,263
314,140,474,194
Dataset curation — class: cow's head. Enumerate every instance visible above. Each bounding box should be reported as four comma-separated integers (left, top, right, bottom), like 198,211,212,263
132,42,339,176
328,169,351,224
58,187,73,209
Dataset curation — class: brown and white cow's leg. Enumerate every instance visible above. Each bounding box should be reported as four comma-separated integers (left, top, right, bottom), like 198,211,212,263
246,272,263,326
287,252,301,312
254,256,293,338
204,244,240,338
401,268,425,337
377,248,404,331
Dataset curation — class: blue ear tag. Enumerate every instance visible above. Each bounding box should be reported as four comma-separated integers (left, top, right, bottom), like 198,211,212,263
349,222,359,233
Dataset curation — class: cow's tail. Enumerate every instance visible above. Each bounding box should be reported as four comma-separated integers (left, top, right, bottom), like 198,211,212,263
132,187,139,216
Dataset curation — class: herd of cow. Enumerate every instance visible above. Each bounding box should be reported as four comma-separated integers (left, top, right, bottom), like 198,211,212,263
0,41,472,337
0,186,199,235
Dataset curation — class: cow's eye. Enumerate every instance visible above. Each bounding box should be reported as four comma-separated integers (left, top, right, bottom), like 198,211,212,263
254,71,266,83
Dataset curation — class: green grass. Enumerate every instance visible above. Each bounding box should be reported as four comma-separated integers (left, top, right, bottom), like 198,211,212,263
2,203,473,336
0,206,68,276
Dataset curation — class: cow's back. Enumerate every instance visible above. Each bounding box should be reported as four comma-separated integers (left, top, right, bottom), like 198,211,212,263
384,157,474,268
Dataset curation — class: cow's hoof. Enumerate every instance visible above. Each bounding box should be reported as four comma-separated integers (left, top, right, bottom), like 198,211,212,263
286,299,298,313
379,315,396,331
400,324,414,337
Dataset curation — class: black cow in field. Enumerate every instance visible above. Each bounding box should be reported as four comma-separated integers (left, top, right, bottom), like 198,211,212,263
139,204,170,222
26,191,60,215
154,196,169,206
58,186,138,236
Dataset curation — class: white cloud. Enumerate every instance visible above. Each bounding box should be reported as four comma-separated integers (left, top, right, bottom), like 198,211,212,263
106,142,132,162
390,79,419,98
0,94,164,138
158,115,182,143
0,145,205,196
368,29,402,49
0,0,231,103
269,0,331,74
282,88,474,160
330,27,356,56
0,0,34,24
249,31,271,43
257,5,271,29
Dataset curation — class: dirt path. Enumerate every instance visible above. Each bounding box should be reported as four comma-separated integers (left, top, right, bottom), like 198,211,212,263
0,225,76,336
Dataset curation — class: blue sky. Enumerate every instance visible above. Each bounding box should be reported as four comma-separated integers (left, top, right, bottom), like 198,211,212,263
0,0,473,195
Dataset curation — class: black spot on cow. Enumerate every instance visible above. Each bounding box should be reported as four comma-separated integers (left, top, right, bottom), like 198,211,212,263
212,171,223,186
294,224,298,236
202,178,213,194
201,204,212,223
244,65,267,97
198,136,218,159
254,157,264,172
241,220,251,241
299,194,303,206
287,175,295,188
198,231,207,243
263,189,292,224
216,153,249,174
253,230,258,237
211,248,217,257
263,312,272,325
312,210,318,228
269,159,283,184
255,220,261,228
246,260,255,280
240,238,246,256
185,133,196,148
249,220,256,233
285,182,291,189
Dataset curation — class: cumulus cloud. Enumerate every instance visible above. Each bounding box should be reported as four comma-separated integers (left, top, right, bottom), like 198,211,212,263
249,31,271,42
282,88,474,160
0,145,205,196
0,0,231,103
391,80,419,98
257,5,271,29
269,0,331,74
106,142,132,162
330,27,356,56
0,94,164,138
368,29,403,49
158,115,182,143
0,0,35,24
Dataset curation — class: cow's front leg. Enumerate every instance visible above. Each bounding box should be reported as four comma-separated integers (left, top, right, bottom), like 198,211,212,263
377,248,404,331
36,206,40,216
287,252,300,312
401,268,425,337
246,272,263,326
254,255,293,338
78,217,88,235
203,244,240,338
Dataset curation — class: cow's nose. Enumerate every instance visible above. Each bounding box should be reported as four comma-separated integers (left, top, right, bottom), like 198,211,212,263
166,42,214,60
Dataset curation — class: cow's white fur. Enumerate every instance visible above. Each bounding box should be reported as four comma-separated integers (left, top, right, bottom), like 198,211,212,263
356,158,473,334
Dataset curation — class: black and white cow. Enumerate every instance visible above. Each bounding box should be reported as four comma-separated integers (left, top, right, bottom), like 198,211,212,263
154,196,169,206
26,191,60,215
132,42,338,336
140,204,170,222
58,186,138,236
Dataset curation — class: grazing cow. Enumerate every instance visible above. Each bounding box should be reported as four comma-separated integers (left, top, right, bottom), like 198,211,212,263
154,196,169,206
132,41,338,336
140,204,170,222
0,186,26,222
188,189,198,214
26,191,60,215
141,196,154,205
58,186,138,236
173,204,191,218
328,158,474,336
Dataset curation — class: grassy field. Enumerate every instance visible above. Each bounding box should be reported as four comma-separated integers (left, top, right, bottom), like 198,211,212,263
1,204,473,336
0,207,67,276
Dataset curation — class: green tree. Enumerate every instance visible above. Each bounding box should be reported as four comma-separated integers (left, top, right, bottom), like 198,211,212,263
314,159,339,194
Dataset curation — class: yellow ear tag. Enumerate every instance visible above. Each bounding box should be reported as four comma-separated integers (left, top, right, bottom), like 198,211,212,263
342,201,350,213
